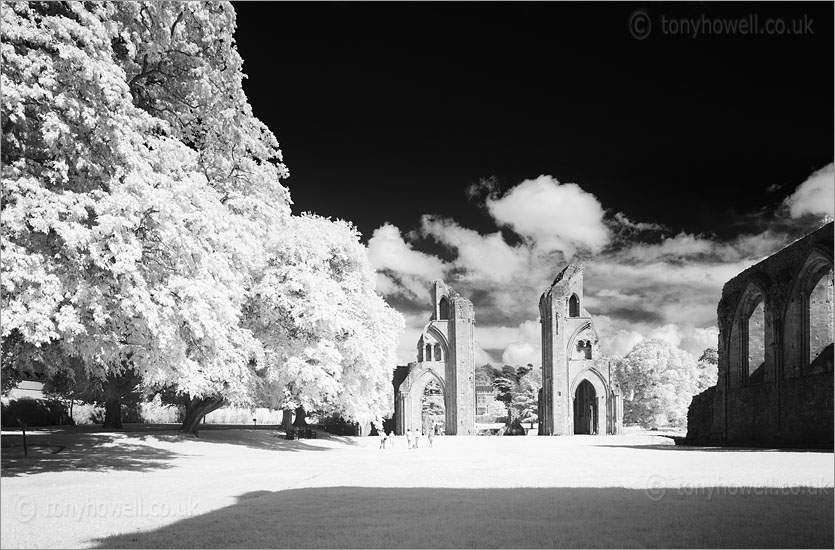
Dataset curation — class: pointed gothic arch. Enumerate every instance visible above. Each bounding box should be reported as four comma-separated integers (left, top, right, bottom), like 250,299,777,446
783,248,834,378
439,296,450,320
424,325,450,358
566,321,595,359
568,294,580,317
570,367,610,435
730,281,768,387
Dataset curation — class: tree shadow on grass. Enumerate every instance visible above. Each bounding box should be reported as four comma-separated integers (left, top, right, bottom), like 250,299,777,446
0,425,360,476
119,423,366,451
92,486,833,548
177,428,363,452
0,430,183,478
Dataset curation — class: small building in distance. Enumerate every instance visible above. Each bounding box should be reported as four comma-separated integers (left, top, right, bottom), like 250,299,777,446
686,222,834,447
475,384,496,416
538,264,623,436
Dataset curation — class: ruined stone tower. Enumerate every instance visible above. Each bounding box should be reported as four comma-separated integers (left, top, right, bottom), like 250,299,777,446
394,280,476,435
539,264,622,436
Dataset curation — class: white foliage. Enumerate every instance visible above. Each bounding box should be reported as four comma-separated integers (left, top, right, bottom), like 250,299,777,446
613,339,706,429
249,214,404,426
1,2,285,405
1,2,402,425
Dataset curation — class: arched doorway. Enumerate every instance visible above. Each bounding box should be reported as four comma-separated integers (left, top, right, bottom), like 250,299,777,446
422,379,445,434
573,379,597,434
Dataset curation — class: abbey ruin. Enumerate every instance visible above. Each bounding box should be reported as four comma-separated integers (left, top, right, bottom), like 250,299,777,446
686,222,834,447
392,281,476,435
392,270,626,437
538,265,623,436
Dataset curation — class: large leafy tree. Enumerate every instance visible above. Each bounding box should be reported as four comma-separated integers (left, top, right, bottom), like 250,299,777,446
2,1,402,435
1,1,284,430
248,214,404,432
613,339,712,429
102,1,292,429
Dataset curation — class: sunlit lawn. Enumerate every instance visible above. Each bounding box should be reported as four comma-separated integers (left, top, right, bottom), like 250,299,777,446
1,426,832,548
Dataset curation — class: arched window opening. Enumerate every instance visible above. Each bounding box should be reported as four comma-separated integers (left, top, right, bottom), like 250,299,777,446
783,255,833,379
574,339,592,360
439,297,450,320
425,344,432,362
569,295,580,317
434,343,442,361
808,268,834,375
747,297,766,384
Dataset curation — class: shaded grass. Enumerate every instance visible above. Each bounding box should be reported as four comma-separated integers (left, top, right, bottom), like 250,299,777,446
95,486,833,548
0,430,183,477
3,430,832,548
1,426,354,477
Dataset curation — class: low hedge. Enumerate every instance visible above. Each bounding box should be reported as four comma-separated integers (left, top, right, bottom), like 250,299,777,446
1,397,73,427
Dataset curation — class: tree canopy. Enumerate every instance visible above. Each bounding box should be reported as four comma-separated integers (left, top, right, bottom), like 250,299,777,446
1,1,403,432
613,340,717,429
490,364,541,425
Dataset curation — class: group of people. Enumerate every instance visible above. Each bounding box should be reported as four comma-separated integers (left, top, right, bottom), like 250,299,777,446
378,426,436,450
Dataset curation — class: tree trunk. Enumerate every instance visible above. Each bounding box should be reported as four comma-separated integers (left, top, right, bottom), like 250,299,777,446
99,363,140,430
103,392,122,430
281,409,294,431
180,396,225,436
292,406,307,427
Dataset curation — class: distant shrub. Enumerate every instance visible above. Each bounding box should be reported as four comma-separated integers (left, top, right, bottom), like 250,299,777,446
204,407,283,425
1,397,73,427
140,394,183,424
71,402,104,425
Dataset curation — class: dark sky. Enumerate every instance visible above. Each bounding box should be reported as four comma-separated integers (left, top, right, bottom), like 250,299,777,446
233,1,833,242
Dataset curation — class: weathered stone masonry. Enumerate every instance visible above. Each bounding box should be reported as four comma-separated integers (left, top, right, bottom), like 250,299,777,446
538,264,623,436
393,281,476,435
686,222,834,447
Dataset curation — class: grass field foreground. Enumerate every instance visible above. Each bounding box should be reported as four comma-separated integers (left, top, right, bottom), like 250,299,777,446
1,426,832,548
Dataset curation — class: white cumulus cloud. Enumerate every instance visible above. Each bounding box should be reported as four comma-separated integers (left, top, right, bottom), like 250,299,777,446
486,175,609,256
420,216,528,283
502,342,540,368
784,163,834,218
367,223,449,301
367,223,447,279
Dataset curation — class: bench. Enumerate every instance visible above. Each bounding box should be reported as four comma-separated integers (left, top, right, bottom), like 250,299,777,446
285,427,317,440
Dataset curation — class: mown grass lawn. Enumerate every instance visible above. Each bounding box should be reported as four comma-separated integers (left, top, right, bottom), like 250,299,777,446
1,427,832,548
